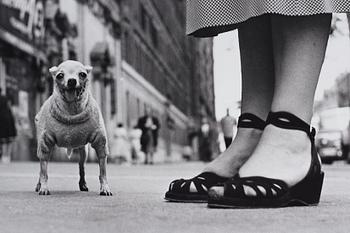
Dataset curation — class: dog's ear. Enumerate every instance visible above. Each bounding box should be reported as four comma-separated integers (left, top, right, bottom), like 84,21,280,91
84,65,93,74
49,66,59,77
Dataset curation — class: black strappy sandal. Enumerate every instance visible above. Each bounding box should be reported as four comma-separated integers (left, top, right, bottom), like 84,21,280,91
207,111,324,208
164,113,266,203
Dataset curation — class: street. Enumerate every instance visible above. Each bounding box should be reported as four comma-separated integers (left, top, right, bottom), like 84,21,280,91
0,161,350,233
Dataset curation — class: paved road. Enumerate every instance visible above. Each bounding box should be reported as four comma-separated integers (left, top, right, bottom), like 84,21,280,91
0,161,349,233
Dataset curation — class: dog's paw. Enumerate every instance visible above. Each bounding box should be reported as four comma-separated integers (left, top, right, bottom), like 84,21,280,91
38,187,51,195
79,182,89,192
99,184,112,196
35,183,41,192
100,190,113,196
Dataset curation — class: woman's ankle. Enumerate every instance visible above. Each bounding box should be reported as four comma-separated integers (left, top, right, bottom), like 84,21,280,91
262,125,311,153
238,124,312,186
203,128,263,177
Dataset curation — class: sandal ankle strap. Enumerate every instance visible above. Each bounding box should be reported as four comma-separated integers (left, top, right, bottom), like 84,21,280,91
237,113,266,130
266,111,316,140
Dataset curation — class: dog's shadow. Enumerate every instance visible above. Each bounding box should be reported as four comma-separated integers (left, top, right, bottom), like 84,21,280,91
44,190,105,199
0,190,101,199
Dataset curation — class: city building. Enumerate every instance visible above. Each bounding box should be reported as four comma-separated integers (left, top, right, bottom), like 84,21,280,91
119,0,216,161
336,73,350,108
190,38,217,160
0,0,46,160
314,72,350,114
0,0,215,162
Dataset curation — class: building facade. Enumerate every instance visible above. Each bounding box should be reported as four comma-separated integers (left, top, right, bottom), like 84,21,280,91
0,0,46,160
119,0,216,161
0,0,215,162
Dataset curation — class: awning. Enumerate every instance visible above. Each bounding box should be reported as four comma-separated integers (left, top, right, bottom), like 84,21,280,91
90,42,115,66
0,28,46,62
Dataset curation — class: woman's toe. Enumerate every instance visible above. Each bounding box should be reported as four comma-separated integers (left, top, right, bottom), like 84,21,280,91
208,186,224,200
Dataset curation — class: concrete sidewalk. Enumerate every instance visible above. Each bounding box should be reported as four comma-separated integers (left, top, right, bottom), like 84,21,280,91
0,161,349,233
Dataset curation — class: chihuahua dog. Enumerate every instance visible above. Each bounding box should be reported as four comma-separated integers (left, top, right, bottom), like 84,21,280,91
35,60,112,196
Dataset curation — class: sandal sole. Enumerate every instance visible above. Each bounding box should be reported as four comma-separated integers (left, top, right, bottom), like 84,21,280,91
165,192,208,203
207,196,319,209
164,197,207,203
208,171,325,208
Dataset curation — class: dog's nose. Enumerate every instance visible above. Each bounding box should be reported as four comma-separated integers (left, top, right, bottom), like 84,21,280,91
67,79,77,88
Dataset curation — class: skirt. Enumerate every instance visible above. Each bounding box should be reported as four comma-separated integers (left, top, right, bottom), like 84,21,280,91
186,0,350,37
0,115,17,140
140,130,155,154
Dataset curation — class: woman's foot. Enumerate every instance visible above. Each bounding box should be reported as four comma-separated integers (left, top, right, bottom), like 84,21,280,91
165,113,265,202
203,128,263,178
164,129,261,203
239,124,311,187
208,112,323,208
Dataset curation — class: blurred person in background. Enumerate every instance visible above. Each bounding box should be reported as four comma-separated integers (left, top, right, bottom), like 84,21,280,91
110,123,131,164
129,124,142,164
137,108,160,164
198,118,215,162
0,88,17,163
220,108,237,148
182,145,193,161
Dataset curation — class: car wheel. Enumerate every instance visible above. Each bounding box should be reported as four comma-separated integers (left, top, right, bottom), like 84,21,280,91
322,159,333,165
342,145,349,160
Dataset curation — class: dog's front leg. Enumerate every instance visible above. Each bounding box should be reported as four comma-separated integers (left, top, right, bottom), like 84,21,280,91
36,132,54,195
38,159,50,195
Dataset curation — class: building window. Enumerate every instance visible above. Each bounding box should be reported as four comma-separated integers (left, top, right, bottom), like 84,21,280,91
144,103,147,115
137,98,140,118
140,5,147,31
126,91,130,127
68,50,77,60
122,31,129,60
150,22,158,48
111,79,116,115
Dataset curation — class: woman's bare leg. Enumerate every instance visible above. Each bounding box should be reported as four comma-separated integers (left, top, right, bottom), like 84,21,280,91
204,15,274,177
239,14,331,186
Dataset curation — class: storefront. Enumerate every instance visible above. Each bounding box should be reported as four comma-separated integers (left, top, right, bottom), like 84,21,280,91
0,0,46,160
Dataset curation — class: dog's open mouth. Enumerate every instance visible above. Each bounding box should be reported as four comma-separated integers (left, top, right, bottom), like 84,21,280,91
67,87,84,97
61,87,85,101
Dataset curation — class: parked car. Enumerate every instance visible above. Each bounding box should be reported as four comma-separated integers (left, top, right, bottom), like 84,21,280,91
316,130,343,164
314,107,350,164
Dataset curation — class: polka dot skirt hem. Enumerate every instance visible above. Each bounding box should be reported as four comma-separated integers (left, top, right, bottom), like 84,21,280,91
187,0,350,36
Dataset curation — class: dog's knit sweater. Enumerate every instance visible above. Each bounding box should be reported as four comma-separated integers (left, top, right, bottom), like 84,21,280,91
49,95,93,124
35,93,108,160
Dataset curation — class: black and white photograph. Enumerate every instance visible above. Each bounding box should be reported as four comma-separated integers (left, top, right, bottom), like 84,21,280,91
0,0,350,232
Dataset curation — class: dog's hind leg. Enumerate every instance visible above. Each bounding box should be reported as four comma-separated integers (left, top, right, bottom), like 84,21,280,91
97,155,112,196
92,143,112,195
78,146,89,191
35,175,41,192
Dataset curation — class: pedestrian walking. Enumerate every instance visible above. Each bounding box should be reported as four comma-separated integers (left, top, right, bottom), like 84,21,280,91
110,123,130,164
198,119,212,162
137,108,160,164
129,125,142,164
0,88,17,164
220,108,237,148
165,0,350,208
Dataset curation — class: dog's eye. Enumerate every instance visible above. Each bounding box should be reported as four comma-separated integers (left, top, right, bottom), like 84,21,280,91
56,73,64,80
79,72,87,79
